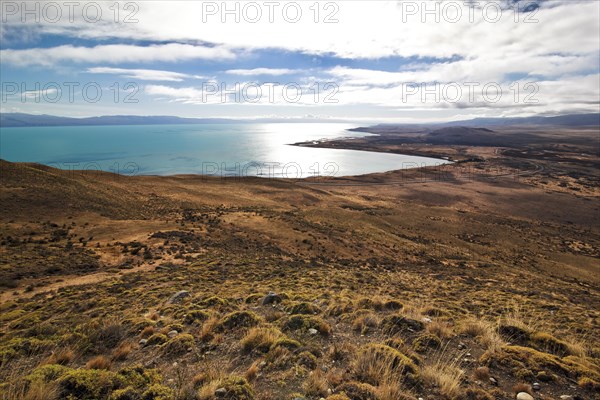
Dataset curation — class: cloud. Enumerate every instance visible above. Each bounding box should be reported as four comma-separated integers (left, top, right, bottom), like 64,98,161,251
86,67,207,81
145,82,336,106
0,43,235,67
2,1,598,60
1,1,598,119
225,68,299,76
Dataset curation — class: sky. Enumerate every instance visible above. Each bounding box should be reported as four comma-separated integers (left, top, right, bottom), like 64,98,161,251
1,0,599,122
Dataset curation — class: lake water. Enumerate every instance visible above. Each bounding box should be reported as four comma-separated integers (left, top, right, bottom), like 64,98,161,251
0,123,450,178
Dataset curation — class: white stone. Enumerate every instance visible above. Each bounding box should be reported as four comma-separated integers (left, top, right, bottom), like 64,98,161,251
516,393,534,400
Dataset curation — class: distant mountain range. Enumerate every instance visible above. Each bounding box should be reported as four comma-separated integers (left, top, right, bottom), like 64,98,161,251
1,112,598,128
440,113,600,127
0,113,238,128
0,113,352,127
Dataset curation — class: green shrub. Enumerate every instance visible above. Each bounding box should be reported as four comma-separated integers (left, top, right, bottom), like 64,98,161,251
217,311,261,332
282,315,331,336
116,366,162,389
335,381,378,400
285,302,321,315
146,333,168,346
162,334,194,356
380,315,424,335
529,332,570,357
8,312,41,329
26,364,72,383
297,351,318,369
183,310,210,325
270,337,302,351
200,296,228,308
110,387,141,400
58,368,122,400
497,324,530,342
212,376,255,400
141,384,174,400
412,334,441,353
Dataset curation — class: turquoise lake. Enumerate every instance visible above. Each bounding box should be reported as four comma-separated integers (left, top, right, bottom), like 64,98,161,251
0,123,449,178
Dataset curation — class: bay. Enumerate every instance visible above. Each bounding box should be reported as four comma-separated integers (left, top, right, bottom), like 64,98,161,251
0,123,450,178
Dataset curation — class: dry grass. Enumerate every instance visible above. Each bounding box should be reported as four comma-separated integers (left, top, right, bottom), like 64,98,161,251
245,360,261,382
197,379,221,400
198,317,219,342
354,344,415,386
422,363,463,397
240,327,281,353
512,383,533,395
1,155,599,400
140,326,155,338
111,342,132,361
145,311,160,321
400,301,426,321
426,320,453,339
85,355,112,370
565,338,588,358
11,381,60,400
474,366,490,381
499,306,540,335
44,347,75,365
303,369,329,397
376,379,414,400
352,312,380,334
460,319,504,353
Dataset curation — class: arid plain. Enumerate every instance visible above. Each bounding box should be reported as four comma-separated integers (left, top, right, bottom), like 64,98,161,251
1,125,598,400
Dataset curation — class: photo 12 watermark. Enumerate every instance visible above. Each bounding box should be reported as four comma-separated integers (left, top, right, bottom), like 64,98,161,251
199,1,339,23
398,1,539,24
400,81,540,105
1,1,140,24
46,161,140,178
200,161,341,180
1,81,140,104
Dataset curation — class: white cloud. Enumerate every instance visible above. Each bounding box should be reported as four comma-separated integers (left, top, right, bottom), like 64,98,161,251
0,43,235,67
1,1,598,118
86,67,207,81
225,68,298,76
2,1,598,60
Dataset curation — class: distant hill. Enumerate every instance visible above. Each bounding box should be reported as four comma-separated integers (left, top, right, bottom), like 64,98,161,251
0,113,237,128
2,112,598,128
352,113,600,132
441,113,600,127
0,113,353,127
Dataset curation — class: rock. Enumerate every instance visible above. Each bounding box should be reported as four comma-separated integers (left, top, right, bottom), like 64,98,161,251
532,382,541,391
516,393,534,400
139,338,147,346
215,387,227,397
559,396,574,400
537,371,553,382
489,377,498,386
308,328,319,335
168,290,190,304
262,291,281,305
422,317,432,323
167,330,178,338
458,342,466,350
